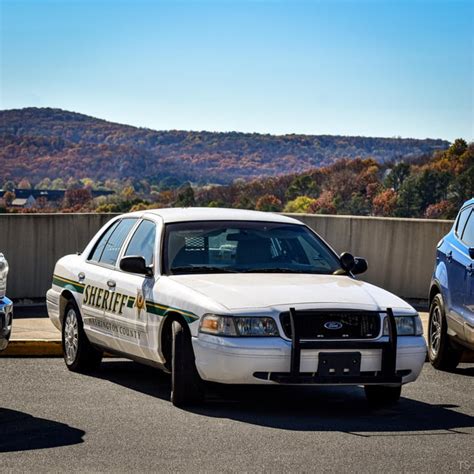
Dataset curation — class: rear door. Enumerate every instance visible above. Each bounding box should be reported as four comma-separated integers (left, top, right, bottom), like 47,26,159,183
81,217,139,349
460,210,474,346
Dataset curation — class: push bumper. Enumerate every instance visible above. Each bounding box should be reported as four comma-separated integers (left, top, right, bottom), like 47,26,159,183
193,308,427,385
0,296,13,351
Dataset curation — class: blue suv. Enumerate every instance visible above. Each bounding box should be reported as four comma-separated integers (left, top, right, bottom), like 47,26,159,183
429,198,474,370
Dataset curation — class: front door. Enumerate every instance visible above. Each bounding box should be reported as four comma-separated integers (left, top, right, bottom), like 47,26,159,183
105,218,158,360
446,206,472,335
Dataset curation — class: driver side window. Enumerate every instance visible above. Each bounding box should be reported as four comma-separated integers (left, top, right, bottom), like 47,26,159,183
124,220,156,267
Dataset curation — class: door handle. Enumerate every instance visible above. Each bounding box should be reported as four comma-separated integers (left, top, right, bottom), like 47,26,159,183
107,280,116,289
78,272,85,282
446,251,453,263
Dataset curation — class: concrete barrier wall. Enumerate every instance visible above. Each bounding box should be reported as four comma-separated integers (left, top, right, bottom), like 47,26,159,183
0,213,454,300
0,214,116,299
286,213,453,299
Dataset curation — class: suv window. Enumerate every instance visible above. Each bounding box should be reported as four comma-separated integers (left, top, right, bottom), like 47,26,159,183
89,218,138,266
124,220,156,267
455,207,471,237
461,211,474,247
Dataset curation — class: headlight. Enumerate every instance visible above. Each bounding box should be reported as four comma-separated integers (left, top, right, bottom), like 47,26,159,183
199,314,279,337
383,313,423,336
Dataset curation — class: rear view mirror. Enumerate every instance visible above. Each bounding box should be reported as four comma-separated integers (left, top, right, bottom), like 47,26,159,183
120,256,153,277
469,248,474,260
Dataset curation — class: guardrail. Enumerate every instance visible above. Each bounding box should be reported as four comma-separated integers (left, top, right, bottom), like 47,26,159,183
0,212,453,300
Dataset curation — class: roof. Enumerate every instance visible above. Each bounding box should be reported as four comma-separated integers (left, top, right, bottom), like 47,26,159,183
135,207,303,225
11,198,29,206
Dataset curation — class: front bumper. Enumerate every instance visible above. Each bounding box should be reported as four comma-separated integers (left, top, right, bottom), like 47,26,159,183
193,309,426,386
0,296,13,351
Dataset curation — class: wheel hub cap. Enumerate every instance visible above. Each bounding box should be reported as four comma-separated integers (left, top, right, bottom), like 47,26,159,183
64,309,79,364
429,305,442,356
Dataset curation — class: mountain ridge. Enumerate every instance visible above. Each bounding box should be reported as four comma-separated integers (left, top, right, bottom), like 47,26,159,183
0,107,450,185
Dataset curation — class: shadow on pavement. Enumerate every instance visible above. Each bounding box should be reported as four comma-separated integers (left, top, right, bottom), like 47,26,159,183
0,408,85,452
92,360,474,435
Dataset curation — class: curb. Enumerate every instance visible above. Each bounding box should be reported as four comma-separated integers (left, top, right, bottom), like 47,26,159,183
1,340,62,357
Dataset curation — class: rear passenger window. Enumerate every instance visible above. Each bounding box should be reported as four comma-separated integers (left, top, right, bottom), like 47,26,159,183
461,212,474,247
455,207,471,237
89,218,138,266
89,221,120,262
124,220,156,267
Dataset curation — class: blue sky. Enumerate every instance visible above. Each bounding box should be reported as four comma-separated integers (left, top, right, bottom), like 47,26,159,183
1,0,473,140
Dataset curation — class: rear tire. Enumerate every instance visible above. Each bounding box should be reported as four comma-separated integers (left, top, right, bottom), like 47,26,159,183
62,302,103,373
428,294,462,371
171,321,204,407
365,385,401,406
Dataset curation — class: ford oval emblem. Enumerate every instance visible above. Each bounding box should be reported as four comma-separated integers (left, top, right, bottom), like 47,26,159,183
324,321,343,330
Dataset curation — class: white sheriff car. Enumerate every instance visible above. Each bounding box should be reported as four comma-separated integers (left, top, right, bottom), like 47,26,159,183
47,208,426,407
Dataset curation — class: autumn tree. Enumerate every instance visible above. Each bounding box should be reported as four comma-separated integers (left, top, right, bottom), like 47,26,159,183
308,191,336,215
384,162,410,191
372,189,398,216
18,178,32,189
63,188,92,209
3,191,15,206
255,194,282,212
175,184,195,207
283,196,317,213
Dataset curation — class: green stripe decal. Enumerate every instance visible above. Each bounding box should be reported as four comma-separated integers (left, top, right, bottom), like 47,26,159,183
52,275,85,294
52,274,198,323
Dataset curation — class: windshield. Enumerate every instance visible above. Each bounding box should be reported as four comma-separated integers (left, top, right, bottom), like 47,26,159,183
164,221,342,275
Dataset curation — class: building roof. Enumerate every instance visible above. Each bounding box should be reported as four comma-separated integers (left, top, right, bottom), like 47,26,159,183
11,198,29,206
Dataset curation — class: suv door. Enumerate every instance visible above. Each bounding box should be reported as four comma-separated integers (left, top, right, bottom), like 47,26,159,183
81,217,139,349
445,206,472,336
460,210,474,347
107,218,159,360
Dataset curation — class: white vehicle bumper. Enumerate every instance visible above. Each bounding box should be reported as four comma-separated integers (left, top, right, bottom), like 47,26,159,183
193,335,426,385
46,288,62,331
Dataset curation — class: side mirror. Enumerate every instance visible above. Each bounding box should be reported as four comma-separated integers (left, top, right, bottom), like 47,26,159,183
120,256,153,277
339,252,368,275
339,252,356,272
469,248,474,260
352,257,368,275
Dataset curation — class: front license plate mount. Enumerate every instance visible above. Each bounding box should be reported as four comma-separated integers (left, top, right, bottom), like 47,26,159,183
318,352,361,376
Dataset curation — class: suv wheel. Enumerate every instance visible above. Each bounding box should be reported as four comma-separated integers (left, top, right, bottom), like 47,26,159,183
171,321,204,407
428,294,462,371
62,302,103,373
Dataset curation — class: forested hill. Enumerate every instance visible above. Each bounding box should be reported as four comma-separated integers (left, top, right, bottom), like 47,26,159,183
0,107,450,185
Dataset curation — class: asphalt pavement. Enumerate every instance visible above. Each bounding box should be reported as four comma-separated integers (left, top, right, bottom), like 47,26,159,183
0,359,473,472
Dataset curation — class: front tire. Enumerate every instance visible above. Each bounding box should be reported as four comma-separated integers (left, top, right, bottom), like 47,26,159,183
62,302,103,373
171,321,204,407
365,385,401,406
428,294,462,371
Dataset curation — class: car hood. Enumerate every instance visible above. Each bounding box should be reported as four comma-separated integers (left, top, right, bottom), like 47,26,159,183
168,273,413,312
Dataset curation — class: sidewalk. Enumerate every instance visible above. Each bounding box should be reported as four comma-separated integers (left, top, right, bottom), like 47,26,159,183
2,318,62,356
1,313,432,357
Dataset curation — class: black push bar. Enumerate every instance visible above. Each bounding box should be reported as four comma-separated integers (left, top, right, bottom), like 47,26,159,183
264,307,401,385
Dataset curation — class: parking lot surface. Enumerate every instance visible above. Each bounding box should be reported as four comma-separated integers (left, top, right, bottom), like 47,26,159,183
1,358,473,472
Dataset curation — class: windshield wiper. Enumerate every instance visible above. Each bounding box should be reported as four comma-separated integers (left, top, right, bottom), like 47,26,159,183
171,266,238,274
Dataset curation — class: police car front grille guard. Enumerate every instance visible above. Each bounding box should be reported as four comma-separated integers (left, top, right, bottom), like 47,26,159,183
263,307,401,385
